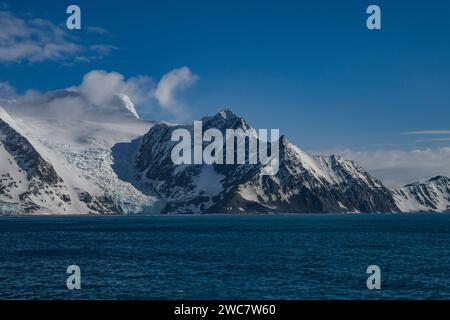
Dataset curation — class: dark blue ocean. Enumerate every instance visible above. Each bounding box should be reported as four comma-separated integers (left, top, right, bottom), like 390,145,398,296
1,214,450,300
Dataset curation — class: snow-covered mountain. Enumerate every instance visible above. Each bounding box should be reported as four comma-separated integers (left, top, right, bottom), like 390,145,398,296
1,100,449,215
394,176,450,213
0,91,158,214
0,107,73,213
131,109,399,213
0,107,119,214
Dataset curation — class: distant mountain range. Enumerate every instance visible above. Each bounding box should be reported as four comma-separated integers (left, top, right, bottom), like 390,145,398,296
1,93,449,214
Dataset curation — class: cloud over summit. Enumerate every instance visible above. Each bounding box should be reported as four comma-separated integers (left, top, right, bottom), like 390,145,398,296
0,67,199,120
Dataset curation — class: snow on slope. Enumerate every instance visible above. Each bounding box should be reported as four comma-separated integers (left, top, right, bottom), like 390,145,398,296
232,136,398,213
1,107,81,214
132,109,399,214
1,91,159,214
394,176,450,212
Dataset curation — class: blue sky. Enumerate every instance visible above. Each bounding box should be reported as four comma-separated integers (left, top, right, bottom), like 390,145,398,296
1,0,450,155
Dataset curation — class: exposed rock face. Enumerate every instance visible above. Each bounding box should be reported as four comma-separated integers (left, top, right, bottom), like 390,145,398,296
78,192,121,214
133,110,399,213
0,116,70,213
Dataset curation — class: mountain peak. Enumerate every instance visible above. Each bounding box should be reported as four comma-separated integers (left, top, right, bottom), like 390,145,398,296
4,89,141,122
201,108,251,131
110,94,140,119
208,108,240,122
279,135,291,147
428,176,450,184
218,108,236,119
404,176,450,188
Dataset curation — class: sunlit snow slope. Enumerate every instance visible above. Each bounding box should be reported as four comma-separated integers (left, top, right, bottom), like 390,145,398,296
0,91,158,214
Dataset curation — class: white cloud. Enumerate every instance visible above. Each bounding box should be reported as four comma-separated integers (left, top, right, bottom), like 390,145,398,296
0,10,113,64
154,66,198,111
78,68,199,119
3,67,198,120
323,147,450,188
78,70,154,107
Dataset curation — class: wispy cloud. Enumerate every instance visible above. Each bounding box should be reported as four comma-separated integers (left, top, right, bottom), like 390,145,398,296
401,130,450,135
0,10,114,64
89,44,118,57
415,137,450,143
86,26,110,35
0,81,16,98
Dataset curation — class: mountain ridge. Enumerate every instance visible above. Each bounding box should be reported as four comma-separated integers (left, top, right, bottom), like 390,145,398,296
394,176,450,212
1,104,449,215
